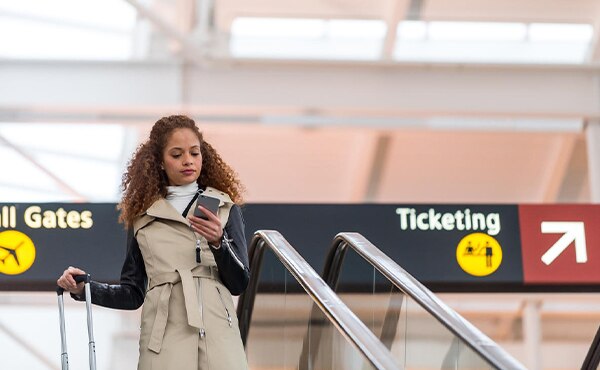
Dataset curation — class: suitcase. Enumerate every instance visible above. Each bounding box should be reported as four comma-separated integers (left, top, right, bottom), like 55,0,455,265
56,274,97,370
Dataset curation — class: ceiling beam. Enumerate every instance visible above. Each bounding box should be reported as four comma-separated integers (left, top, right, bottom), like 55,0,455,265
0,60,183,107
541,134,578,202
0,320,59,370
190,0,215,41
0,134,86,201
1,59,599,124
363,133,391,201
586,120,600,202
584,6,600,63
587,31,600,63
381,0,410,61
125,0,187,42
124,0,201,62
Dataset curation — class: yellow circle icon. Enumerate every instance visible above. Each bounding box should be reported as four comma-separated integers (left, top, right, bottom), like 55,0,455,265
456,233,502,277
0,230,36,275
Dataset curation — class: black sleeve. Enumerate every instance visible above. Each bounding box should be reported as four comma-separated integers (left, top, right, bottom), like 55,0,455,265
72,229,147,310
210,204,250,295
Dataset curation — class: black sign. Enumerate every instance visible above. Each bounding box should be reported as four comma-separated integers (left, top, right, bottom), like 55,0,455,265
0,202,595,292
242,204,525,292
0,204,125,290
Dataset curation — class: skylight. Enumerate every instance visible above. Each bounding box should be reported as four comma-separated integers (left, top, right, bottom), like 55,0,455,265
0,123,131,202
0,4,595,64
426,22,527,42
394,21,593,64
230,18,387,60
0,0,136,60
230,17,594,64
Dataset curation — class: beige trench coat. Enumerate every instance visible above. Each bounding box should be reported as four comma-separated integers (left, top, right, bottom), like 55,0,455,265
133,187,248,370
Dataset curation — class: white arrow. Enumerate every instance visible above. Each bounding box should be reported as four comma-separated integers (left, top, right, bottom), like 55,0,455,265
540,221,587,265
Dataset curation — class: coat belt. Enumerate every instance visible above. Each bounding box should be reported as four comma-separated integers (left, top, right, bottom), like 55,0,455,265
146,265,219,353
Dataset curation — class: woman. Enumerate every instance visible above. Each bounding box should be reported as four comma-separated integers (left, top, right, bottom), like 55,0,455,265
57,115,249,370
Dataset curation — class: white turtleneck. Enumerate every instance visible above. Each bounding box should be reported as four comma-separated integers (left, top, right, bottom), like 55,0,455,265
166,182,200,215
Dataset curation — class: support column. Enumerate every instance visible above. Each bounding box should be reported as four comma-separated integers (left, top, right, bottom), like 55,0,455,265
586,120,600,203
523,299,542,370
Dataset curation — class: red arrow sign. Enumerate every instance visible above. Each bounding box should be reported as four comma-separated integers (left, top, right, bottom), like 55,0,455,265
519,205,600,284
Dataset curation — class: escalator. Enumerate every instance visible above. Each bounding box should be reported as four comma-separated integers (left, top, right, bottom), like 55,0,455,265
322,232,527,370
236,230,400,370
237,230,527,370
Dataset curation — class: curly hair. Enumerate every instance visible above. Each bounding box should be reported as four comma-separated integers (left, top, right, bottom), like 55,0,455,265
118,115,244,228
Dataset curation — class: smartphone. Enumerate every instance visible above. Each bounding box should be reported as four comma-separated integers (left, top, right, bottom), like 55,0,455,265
193,194,220,220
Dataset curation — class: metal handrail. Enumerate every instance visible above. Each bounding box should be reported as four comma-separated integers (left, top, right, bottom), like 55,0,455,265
236,230,401,370
581,324,600,370
324,232,528,370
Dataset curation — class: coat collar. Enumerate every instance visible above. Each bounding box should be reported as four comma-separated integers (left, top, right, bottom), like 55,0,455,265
146,198,191,226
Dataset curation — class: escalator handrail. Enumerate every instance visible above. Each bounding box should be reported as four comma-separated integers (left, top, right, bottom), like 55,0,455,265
236,230,401,370
324,232,527,370
581,324,600,370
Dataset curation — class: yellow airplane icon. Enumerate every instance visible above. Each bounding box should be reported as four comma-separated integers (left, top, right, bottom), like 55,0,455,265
0,230,36,275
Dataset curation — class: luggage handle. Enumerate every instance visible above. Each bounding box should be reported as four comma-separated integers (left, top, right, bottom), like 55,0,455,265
56,274,89,295
56,273,97,370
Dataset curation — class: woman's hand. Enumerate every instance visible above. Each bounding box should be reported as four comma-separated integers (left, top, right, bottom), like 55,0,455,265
57,266,86,295
188,205,222,246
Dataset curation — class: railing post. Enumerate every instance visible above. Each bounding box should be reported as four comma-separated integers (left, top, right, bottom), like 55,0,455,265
523,299,542,370
586,119,600,203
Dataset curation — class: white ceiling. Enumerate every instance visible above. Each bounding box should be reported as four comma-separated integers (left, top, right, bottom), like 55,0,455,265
0,0,597,204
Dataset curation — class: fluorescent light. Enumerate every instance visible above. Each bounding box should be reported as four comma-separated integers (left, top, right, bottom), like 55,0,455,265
0,0,136,32
231,18,326,39
328,19,386,38
0,16,132,59
397,21,427,41
0,0,136,59
230,17,385,60
429,22,527,42
428,118,583,132
394,21,593,64
529,23,593,42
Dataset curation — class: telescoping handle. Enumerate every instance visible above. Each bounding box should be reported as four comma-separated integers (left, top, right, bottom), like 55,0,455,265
56,274,88,296
56,274,97,370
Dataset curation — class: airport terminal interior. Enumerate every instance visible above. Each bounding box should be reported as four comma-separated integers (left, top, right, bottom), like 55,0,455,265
1,0,600,369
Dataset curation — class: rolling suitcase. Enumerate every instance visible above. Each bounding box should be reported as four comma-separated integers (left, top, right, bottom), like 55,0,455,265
56,274,97,370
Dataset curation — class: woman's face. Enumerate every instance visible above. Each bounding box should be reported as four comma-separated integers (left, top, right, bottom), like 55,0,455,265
162,128,203,186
